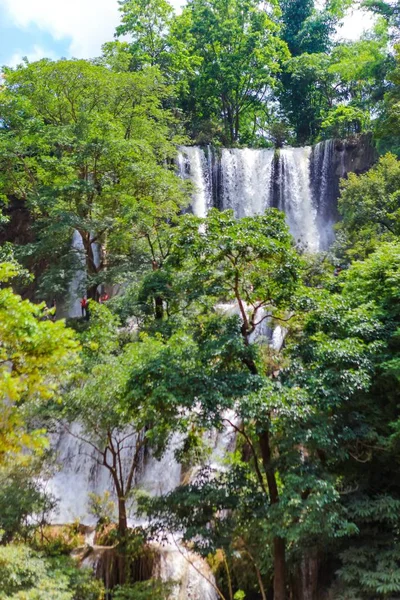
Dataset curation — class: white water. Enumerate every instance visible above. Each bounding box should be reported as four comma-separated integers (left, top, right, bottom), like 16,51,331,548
48,424,183,525
48,421,231,598
278,147,319,252
177,146,212,218
154,539,218,600
65,231,101,318
180,145,322,251
220,148,274,217
67,231,87,318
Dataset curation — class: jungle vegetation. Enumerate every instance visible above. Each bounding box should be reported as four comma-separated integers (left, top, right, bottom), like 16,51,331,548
1,1,400,599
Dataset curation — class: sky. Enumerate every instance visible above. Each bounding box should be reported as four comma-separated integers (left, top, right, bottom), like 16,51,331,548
0,0,375,68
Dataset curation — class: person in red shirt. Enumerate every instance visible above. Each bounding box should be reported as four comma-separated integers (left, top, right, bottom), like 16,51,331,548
80,296,88,317
99,293,109,304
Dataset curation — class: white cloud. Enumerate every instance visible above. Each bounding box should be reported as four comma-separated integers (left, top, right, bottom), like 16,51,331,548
0,0,186,60
0,0,376,65
0,0,120,59
7,44,57,67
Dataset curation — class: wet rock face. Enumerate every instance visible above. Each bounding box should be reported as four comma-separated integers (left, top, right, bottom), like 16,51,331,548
333,134,378,177
311,134,377,249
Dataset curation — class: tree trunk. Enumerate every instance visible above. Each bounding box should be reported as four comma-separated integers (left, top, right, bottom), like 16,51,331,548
273,537,286,600
259,429,287,600
118,496,128,538
155,296,164,320
240,318,287,598
151,260,164,320
117,496,128,585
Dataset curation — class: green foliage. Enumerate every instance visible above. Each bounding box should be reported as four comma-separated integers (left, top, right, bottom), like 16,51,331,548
0,545,104,600
113,580,173,600
158,0,289,144
280,24,390,143
0,261,79,463
338,153,400,256
0,460,56,543
88,491,117,527
0,59,186,299
115,0,175,71
375,45,400,156
321,105,370,138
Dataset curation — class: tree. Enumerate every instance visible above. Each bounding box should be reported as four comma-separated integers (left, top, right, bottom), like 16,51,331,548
362,0,400,36
49,303,187,586
54,305,139,540
277,2,389,143
0,458,56,544
320,104,371,138
277,0,354,143
338,152,400,257
0,544,104,599
288,241,400,598
0,261,79,463
124,209,306,599
114,0,175,71
0,59,187,301
170,0,289,144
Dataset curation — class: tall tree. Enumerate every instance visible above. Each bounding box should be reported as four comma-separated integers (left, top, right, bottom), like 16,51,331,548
0,59,186,301
170,0,289,144
375,45,400,155
126,209,304,599
0,261,78,464
277,0,369,143
289,241,400,598
115,0,175,70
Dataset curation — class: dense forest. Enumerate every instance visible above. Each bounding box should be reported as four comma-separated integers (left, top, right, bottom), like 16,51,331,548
1,0,400,599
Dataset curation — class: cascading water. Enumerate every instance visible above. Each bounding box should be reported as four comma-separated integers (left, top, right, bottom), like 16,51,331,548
177,146,212,218
54,138,375,597
276,147,320,252
178,138,376,251
220,148,274,217
67,231,87,318
64,231,101,318
178,142,344,251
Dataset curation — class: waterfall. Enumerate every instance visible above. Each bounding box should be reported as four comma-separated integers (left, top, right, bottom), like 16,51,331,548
177,146,212,218
153,541,218,600
178,139,369,252
276,147,320,252
67,231,87,318
220,148,274,217
52,139,374,597
180,144,329,251
48,425,183,526
64,231,101,318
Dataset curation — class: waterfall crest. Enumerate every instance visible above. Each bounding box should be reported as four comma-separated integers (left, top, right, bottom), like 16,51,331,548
177,138,376,250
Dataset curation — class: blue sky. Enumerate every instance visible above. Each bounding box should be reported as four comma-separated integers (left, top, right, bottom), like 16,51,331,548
0,0,373,68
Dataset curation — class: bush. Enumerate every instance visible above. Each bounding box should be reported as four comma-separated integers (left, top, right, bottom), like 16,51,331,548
113,580,173,600
320,105,370,139
0,463,56,544
0,544,104,600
